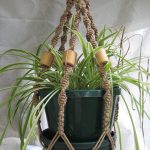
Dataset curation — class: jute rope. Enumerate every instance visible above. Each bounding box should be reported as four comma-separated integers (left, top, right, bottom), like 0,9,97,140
59,11,72,51
69,3,81,50
47,1,81,149
51,0,75,48
78,1,115,149
84,0,98,40
92,64,115,150
33,0,117,149
31,1,75,147
47,65,75,150
80,0,98,48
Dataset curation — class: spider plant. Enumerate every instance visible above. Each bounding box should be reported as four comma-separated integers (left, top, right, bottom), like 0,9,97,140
0,26,150,150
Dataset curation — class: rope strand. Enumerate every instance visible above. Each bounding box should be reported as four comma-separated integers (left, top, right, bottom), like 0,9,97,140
37,1,116,150
84,0,98,40
77,1,115,149
51,0,75,48
69,3,81,50
79,0,98,48
59,11,72,51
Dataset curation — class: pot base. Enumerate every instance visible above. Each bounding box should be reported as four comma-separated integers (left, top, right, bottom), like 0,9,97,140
40,129,116,150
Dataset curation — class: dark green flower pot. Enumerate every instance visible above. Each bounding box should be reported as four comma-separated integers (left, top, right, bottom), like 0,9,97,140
39,87,120,144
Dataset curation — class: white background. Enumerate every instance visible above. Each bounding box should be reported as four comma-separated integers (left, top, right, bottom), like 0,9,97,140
0,0,150,150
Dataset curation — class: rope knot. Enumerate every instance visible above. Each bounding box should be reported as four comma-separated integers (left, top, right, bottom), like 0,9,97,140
58,92,67,105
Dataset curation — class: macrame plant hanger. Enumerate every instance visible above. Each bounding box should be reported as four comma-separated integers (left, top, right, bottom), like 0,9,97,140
33,0,119,150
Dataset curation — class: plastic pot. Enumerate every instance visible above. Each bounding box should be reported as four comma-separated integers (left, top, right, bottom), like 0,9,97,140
39,87,120,143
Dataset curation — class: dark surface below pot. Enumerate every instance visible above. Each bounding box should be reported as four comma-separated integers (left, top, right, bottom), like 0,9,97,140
40,128,116,150
39,87,120,142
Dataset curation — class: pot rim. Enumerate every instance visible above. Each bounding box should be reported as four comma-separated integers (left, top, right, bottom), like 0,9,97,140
39,86,121,98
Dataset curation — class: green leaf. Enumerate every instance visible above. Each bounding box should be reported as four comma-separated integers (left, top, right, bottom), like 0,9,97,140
70,30,88,57
116,122,122,150
99,32,117,46
104,62,112,71
121,94,140,150
22,89,59,150
0,122,9,144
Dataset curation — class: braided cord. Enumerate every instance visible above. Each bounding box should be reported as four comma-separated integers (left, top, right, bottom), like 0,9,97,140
51,0,74,48
69,2,81,50
84,0,98,40
99,64,112,131
36,0,116,149
47,66,75,150
34,0,74,143
47,1,82,150
59,11,72,51
58,3,82,135
80,0,98,48
58,65,73,134
49,3,82,149
79,1,113,127
59,1,81,51
77,1,115,149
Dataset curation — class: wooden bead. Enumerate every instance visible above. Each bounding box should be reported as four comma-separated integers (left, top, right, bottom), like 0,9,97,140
40,51,54,68
95,49,109,65
62,50,77,67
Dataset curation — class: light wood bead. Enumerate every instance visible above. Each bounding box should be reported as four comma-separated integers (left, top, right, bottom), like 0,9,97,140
40,51,54,68
62,50,77,67
95,49,109,65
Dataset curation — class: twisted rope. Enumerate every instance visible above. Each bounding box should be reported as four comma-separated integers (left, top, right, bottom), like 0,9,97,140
92,64,115,150
80,1,98,48
47,2,82,149
47,65,75,150
69,3,81,50
59,11,72,51
99,64,112,131
84,0,98,40
77,1,115,149
33,1,75,145
51,0,74,48
36,0,116,149
59,0,81,51
58,65,73,134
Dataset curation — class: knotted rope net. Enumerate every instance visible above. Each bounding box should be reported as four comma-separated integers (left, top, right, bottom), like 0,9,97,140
32,0,119,149
47,1,81,149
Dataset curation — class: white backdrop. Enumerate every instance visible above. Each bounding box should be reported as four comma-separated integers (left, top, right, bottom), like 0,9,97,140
0,0,150,150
